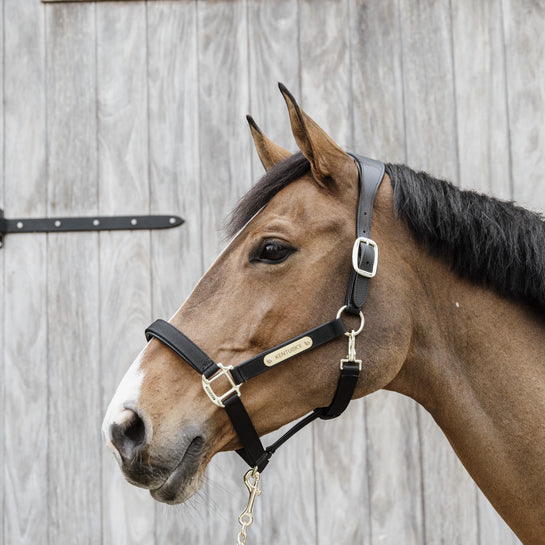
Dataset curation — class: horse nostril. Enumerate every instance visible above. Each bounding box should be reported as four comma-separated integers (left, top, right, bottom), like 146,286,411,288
109,409,147,462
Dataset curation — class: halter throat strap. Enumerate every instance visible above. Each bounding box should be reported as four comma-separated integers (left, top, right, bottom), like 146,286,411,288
144,153,384,472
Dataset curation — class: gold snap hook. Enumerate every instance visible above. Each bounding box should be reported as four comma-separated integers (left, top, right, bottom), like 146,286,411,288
236,467,262,545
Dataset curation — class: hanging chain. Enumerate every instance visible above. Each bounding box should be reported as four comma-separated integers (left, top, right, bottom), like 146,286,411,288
236,467,261,545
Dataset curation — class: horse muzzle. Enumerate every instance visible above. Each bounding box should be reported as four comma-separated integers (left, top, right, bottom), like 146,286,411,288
103,407,208,504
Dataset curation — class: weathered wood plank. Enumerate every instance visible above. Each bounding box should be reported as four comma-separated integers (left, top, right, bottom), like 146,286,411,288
350,0,406,163
0,0,5,543
3,1,48,544
349,2,425,543
196,1,252,542
96,3,155,545
503,0,545,214
452,0,511,198
399,1,480,543
297,2,370,544
452,2,520,542
45,5,101,544
400,0,459,183
146,1,205,542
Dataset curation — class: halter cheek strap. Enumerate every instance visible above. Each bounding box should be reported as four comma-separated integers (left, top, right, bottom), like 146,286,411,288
144,153,384,472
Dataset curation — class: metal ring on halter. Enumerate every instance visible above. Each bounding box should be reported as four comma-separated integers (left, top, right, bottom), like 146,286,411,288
336,305,365,336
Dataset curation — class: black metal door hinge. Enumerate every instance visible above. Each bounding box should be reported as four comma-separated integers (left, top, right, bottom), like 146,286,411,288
0,209,184,248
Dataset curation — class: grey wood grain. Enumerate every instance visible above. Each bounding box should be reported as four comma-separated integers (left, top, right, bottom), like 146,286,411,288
452,0,511,198
399,1,480,543
147,1,207,542
350,0,406,163
96,3,155,544
3,1,48,544
45,5,101,544
503,0,545,214
0,0,3,539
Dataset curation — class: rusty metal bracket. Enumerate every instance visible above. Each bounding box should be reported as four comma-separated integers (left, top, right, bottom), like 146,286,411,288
0,209,184,248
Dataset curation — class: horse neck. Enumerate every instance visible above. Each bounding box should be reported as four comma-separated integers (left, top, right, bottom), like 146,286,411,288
391,254,545,544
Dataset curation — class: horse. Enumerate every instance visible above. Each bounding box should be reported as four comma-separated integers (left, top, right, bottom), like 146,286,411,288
102,84,545,545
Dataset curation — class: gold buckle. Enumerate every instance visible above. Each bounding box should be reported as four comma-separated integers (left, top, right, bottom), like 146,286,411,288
201,363,241,408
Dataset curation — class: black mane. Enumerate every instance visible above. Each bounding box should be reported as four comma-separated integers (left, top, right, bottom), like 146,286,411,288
386,163,545,312
227,155,545,312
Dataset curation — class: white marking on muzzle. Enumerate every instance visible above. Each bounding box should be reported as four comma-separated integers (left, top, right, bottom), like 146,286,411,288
102,347,146,462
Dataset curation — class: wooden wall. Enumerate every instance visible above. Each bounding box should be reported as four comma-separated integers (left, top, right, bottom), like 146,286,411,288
2,1,544,544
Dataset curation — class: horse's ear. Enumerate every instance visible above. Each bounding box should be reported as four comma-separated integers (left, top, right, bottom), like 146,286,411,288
246,115,292,171
279,83,355,188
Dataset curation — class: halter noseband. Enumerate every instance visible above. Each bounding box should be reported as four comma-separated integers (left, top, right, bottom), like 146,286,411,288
144,154,384,473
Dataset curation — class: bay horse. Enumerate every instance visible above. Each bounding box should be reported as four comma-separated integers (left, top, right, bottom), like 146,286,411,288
103,84,545,544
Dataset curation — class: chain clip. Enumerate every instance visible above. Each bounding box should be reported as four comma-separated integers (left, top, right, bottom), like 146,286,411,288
236,467,261,545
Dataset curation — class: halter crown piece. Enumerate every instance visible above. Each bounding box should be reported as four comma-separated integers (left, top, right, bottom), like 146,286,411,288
144,154,385,543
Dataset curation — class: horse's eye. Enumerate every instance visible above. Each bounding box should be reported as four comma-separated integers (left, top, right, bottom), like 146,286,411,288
251,240,296,264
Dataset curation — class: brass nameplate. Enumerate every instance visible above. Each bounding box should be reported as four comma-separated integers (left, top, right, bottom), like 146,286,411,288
264,336,313,367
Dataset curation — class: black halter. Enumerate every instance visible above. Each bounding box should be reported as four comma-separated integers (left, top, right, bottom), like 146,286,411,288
145,154,384,472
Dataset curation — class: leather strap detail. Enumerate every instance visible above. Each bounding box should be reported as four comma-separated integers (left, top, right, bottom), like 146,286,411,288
223,394,267,469
317,362,360,420
251,410,323,471
231,318,346,384
145,319,219,378
344,154,385,314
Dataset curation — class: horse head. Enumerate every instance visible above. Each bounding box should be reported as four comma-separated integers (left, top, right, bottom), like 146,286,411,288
102,85,415,504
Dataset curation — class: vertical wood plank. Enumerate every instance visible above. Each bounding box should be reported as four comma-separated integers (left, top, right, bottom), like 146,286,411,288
400,0,459,182
3,1,48,544
452,2,520,542
96,3,155,545
399,1,479,543
350,0,406,163
503,0,545,214
246,3,315,544
0,0,5,543
147,1,204,542
197,1,252,542
298,2,370,544
349,2,425,543
45,5,101,544
452,0,511,198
